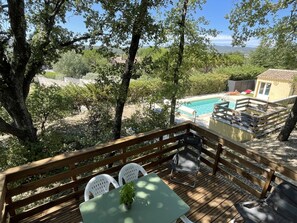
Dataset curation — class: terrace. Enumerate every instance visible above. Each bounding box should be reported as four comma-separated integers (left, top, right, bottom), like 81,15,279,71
211,98,289,141
1,122,296,223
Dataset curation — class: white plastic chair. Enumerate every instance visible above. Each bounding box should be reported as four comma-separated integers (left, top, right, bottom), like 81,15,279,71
118,163,148,186
84,174,119,201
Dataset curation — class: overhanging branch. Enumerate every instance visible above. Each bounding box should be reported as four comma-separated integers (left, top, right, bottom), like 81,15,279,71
59,32,102,47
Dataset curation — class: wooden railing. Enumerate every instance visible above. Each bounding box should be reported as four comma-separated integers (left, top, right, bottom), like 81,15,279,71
213,98,289,137
0,121,296,223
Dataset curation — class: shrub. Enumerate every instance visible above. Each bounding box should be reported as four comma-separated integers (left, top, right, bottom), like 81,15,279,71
186,73,229,96
53,50,89,78
43,71,65,80
27,84,75,132
214,65,265,81
128,79,162,103
123,104,170,135
81,72,100,80
62,83,115,111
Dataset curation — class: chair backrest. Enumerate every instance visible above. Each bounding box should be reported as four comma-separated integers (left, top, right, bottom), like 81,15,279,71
84,174,119,201
266,182,297,220
118,163,148,186
182,134,202,156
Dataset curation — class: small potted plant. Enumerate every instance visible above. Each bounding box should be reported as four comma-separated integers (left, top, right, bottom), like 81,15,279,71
119,182,136,210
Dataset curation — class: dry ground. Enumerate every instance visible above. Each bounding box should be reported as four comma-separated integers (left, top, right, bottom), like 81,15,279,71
244,130,297,170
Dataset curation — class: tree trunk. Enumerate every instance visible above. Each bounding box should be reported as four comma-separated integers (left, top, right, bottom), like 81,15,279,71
169,0,188,126
0,87,37,142
113,0,149,140
277,98,297,141
0,0,37,143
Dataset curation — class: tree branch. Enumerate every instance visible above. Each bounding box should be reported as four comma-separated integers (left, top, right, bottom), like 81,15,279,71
0,117,26,139
23,1,66,98
8,0,29,60
59,32,101,47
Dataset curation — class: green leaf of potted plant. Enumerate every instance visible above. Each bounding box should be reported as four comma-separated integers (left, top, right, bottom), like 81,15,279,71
119,182,136,210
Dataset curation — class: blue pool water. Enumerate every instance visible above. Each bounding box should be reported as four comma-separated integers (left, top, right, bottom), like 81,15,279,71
181,97,235,116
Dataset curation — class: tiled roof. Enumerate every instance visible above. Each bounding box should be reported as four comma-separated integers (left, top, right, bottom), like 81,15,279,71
257,69,297,81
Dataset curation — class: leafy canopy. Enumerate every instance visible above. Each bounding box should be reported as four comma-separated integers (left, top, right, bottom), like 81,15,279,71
227,0,297,46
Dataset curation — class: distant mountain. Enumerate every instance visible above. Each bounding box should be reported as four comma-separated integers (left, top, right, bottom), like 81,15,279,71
214,45,255,55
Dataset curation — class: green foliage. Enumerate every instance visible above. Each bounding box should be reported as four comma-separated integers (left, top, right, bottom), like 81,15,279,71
249,41,297,69
137,47,168,62
0,138,28,171
62,83,115,110
119,182,136,205
43,71,65,80
81,73,99,80
128,79,162,103
123,105,170,135
221,52,245,67
53,50,89,78
87,101,114,144
62,83,115,143
82,49,110,73
27,84,74,132
187,73,229,95
0,105,11,124
227,0,296,46
0,124,99,169
214,65,265,81
127,72,233,103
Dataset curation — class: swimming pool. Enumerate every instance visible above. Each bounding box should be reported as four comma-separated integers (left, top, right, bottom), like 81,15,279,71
180,97,235,116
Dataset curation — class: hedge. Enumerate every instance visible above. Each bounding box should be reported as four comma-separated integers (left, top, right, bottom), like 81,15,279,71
186,73,229,96
127,74,229,102
214,65,265,81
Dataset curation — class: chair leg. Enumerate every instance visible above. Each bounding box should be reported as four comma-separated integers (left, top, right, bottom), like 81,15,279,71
170,170,197,188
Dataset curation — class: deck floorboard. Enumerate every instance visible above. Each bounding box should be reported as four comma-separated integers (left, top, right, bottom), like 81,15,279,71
19,164,252,223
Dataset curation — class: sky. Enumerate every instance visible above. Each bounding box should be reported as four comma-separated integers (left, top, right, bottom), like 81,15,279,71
198,0,259,47
64,0,260,47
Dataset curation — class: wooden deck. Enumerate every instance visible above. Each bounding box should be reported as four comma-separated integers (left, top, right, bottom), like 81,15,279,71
19,164,252,223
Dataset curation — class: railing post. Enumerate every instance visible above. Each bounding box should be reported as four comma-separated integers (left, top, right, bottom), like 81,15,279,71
69,163,79,201
122,147,127,164
158,136,163,165
5,193,15,219
212,142,223,175
260,169,275,199
0,174,8,223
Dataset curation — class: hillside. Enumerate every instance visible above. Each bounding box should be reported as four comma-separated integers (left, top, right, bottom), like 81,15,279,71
214,45,255,55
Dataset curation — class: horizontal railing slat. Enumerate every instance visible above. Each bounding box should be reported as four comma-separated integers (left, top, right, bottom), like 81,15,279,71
219,157,266,188
218,168,262,198
222,150,268,176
